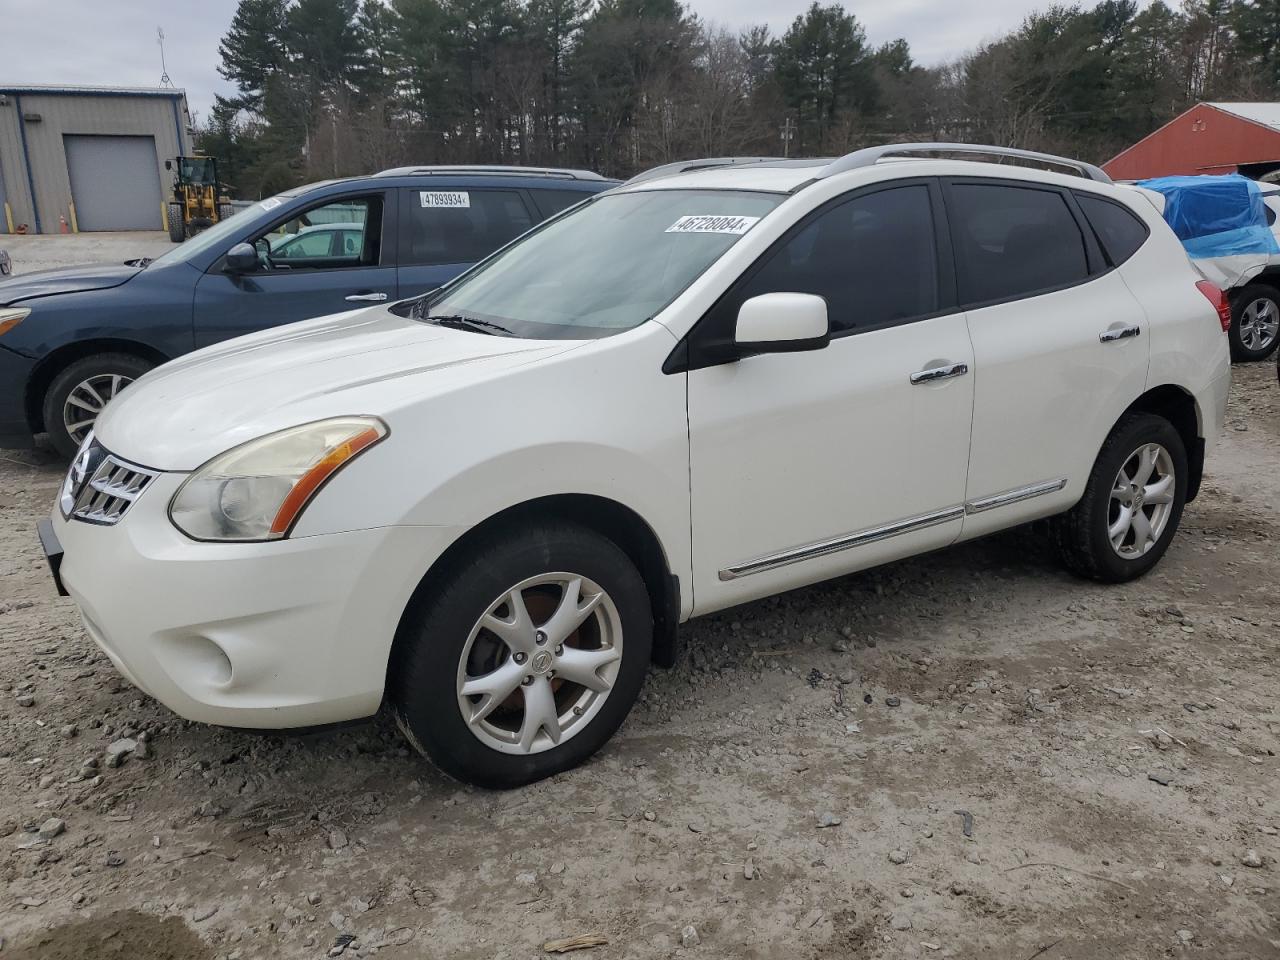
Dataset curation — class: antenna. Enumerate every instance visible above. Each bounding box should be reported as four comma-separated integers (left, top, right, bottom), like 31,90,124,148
157,27,174,88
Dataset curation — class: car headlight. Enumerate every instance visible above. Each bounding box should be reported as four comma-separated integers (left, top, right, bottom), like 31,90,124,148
169,417,388,542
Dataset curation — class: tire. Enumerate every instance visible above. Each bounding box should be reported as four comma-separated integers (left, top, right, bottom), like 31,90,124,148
389,522,653,789
42,353,155,459
167,203,185,243
1052,412,1188,583
1229,283,1280,361
217,203,234,223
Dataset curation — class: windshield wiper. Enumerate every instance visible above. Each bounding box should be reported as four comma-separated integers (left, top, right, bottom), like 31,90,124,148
424,314,514,337
123,257,153,268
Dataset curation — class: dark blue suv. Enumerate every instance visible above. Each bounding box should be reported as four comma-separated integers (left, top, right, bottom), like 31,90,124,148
0,165,615,456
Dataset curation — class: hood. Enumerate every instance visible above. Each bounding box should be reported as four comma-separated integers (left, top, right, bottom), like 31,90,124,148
0,263,141,304
94,308,578,470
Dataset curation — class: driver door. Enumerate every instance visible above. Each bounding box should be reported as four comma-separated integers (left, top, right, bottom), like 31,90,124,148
193,192,397,347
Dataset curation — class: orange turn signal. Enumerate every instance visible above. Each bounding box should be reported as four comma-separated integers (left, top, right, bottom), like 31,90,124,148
268,426,384,536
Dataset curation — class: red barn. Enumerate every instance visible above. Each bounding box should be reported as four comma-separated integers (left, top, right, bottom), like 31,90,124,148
1104,102,1280,180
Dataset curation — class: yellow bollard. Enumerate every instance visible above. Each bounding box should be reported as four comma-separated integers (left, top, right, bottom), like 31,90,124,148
3,202,12,235
68,200,78,234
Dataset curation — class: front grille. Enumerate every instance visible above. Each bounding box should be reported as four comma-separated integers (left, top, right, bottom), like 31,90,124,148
60,437,158,526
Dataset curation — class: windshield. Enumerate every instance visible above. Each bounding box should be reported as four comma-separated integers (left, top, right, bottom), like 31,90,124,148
423,189,785,339
146,194,291,268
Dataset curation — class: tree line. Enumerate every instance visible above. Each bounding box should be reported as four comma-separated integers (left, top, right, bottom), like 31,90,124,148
199,0,1280,198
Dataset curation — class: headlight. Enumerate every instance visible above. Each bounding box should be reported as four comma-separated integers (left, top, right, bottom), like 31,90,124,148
169,417,387,542
0,307,30,338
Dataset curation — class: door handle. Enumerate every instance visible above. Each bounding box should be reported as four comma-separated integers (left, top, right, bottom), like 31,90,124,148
910,362,969,385
1099,324,1140,343
345,292,389,303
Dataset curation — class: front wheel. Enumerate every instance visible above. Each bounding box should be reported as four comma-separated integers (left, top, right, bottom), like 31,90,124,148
1052,412,1188,583
42,353,154,459
1230,284,1280,361
390,523,652,788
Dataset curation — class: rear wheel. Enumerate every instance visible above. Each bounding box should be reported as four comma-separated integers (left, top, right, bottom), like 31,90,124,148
390,522,652,788
166,202,185,243
1230,284,1280,361
1052,412,1188,583
42,353,154,458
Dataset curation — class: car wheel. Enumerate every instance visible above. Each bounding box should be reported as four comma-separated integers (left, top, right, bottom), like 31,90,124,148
1229,284,1280,361
42,353,155,459
167,202,185,243
1052,412,1188,583
390,522,652,789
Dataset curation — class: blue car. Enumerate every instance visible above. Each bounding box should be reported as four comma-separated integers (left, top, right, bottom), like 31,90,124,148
0,165,614,456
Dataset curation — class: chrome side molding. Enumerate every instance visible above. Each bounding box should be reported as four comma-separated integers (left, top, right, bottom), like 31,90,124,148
717,478,1069,581
718,506,965,581
965,478,1068,515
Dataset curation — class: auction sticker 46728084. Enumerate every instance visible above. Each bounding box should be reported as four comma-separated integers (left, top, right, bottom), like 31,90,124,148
666,215,761,235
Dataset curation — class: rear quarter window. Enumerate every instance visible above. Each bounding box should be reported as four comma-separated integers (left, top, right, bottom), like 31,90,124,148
530,188,596,218
1076,193,1150,267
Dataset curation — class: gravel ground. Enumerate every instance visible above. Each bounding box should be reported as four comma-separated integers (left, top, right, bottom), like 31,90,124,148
1,361,1278,958
1,232,172,276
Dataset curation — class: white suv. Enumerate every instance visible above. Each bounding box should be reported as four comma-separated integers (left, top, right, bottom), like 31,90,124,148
43,144,1232,788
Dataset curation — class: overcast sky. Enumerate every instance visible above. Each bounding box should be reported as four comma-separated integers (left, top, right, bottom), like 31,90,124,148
2,0,1120,120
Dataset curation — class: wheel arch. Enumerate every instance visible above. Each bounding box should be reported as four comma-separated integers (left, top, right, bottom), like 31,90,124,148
1121,384,1204,502
388,494,682,687
25,339,169,433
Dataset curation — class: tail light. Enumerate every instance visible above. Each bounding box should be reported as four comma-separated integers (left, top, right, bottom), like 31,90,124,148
1196,280,1232,333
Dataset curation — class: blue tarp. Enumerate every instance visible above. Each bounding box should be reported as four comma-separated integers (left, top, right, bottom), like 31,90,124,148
1136,174,1280,259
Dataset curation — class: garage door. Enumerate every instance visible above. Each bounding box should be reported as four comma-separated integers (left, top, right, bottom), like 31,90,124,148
64,135,163,231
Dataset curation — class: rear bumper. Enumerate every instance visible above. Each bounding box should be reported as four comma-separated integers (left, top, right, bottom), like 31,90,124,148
0,345,35,449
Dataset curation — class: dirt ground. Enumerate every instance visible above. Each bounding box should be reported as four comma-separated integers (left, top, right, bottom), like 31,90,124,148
1,361,1278,960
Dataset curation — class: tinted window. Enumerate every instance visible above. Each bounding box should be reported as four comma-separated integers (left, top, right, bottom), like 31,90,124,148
531,189,593,218
730,185,939,335
403,189,535,265
255,195,382,270
1076,194,1148,266
949,183,1088,305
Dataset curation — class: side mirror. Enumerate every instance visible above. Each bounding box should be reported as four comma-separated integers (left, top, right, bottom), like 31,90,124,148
224,242,258,273
735,293,830,353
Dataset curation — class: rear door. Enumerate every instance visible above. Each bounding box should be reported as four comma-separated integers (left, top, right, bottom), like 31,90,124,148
396,186,537,297
945,178,1151,540
192,191,397,347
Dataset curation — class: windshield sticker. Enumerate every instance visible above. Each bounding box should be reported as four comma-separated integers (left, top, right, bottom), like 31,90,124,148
420,191,471,209
260,197,283,212
666,214,761,235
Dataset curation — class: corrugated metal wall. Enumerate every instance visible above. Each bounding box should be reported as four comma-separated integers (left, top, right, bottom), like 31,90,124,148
0,89,191,233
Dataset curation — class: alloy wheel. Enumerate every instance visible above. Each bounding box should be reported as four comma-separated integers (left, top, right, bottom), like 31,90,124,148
1108,442,1176,559
456,573,623,755
63,373,133,446
1239,298,1280,353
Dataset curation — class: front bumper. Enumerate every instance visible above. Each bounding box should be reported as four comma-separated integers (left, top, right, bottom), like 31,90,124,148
51,472,462,728
0,345,36,449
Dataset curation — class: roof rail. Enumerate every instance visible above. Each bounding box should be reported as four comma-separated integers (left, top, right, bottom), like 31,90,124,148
373,164,609,181
624,157,798,186
816,143,1112,183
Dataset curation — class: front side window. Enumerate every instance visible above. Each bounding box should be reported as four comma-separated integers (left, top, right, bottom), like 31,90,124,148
948,182,1089,306
726,185,940,335
420,190,785,339
402,189,535,265
257,196,381,270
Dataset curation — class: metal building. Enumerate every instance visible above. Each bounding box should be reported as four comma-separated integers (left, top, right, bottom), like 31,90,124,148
1104,102,1280,181
0,84,192,235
